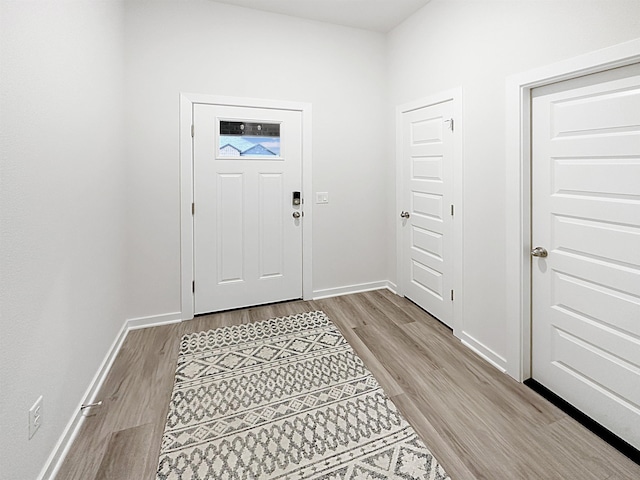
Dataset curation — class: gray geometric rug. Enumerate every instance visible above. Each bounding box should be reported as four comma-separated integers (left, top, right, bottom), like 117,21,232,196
156,311,450,479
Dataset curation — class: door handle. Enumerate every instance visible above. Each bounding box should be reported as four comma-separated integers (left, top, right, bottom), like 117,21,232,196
531,247,548,257
400,211,410,219
292,211,301,219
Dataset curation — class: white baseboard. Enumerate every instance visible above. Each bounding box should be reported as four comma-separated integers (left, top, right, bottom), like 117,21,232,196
459,331,507,373
127,311,182,330
38,310,183,479
312,280,393,300
38,319,130,480
386,281,398,294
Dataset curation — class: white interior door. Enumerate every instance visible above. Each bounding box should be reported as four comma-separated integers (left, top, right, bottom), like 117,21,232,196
400,101,454,328
193,104,303,313
531,63,640,449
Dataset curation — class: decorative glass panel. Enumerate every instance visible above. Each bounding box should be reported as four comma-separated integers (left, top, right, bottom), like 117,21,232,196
219,121,281,157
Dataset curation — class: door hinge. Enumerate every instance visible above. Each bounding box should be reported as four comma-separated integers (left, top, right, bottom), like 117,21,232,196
450,204,454,216
192,280,195,293
445,118,454,131
450,289,454,301
191,203,195,215
191,124,194,137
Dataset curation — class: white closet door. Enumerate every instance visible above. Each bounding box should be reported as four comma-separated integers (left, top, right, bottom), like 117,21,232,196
400,100,454,327
531,63,640,449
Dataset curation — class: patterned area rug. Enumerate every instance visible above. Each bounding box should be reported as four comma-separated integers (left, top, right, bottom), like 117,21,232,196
156,311,450,479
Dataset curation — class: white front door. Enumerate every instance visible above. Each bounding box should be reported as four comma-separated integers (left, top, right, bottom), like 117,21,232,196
193,104,303,313
400,101,454,327
531,63,640,449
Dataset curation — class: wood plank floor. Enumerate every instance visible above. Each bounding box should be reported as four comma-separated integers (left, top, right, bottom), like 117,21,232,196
56,291,640,479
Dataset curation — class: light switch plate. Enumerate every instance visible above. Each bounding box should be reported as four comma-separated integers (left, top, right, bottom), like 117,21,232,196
316,192,329,204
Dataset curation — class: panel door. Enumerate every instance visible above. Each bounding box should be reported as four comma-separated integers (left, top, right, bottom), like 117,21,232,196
401,101,454,327
193,104,303,313
531,63,640,449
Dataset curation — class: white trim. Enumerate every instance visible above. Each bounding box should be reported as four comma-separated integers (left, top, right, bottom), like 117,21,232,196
312,281,393,300
386,281,398,295
38,319,129,480
301,106,313,303
180,93,194,321
179,93,313,320
395,87,464,337
127,311,183,330
505,38,640,381
460,332,507,374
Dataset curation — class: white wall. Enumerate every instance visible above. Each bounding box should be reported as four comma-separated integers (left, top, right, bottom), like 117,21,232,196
123,0,388,319
0,1,126,478
387,0,640,370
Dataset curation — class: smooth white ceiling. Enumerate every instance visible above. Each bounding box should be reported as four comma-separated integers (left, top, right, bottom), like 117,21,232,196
211,0,431,32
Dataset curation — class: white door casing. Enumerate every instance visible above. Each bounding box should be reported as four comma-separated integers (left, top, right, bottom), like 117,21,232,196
531,63,640,449
396,89,463,337
180,94,312,319
193,104,303,313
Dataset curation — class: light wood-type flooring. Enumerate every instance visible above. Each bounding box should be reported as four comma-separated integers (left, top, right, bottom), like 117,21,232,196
56,290,640,479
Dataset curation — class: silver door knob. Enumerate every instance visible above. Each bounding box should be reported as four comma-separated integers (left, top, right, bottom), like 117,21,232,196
400,211,410,219
292,211,301,219
531,247,548,258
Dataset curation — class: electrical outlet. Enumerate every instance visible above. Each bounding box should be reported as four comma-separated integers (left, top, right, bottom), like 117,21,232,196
29,396,43,439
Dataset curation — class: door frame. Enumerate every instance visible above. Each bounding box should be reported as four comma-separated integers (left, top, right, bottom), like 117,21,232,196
505,38,640,382
395,87,464,337
179,93,313,320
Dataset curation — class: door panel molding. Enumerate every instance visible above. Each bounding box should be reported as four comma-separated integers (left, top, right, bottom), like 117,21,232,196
395,87,464,338
505,38,640,382
180,94,312,320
